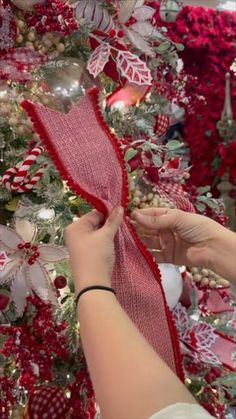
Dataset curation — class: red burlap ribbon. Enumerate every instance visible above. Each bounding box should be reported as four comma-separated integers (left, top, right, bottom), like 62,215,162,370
22,88,183,378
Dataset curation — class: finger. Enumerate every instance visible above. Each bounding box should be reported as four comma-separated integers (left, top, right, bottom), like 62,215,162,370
130,220,159,237
74,210,104,233
159,230,175,262
131,208,181,231
104,207,124,239
131,207,169,219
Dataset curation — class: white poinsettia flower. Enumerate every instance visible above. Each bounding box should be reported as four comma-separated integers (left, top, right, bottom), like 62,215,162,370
118,0,163,58
0,218,68,317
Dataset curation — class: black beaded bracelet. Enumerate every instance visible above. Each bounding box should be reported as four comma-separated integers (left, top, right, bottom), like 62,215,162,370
75,285,116,306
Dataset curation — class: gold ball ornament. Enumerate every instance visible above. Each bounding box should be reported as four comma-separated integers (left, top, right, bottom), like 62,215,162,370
11,0,46,11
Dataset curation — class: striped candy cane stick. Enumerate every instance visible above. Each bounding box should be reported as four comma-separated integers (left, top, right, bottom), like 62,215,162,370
2,146,46,193
17,164,47,193
11,146,44,191
2,166,19,191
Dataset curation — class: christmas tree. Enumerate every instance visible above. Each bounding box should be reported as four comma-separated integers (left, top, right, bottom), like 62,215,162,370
0,1,236,418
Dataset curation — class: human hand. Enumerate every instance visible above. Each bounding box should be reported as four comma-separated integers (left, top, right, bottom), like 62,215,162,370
65,207,123,294
131,208,228,270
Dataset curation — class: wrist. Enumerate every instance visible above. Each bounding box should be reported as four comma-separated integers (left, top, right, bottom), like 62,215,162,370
208,229,236,282
74,274,111,295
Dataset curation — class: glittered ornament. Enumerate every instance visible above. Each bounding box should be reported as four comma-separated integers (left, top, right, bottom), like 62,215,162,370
34,57,95,113
11,0,45,11
159,0,181,22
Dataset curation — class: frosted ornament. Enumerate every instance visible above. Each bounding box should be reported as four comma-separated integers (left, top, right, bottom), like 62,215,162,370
159,263,183,309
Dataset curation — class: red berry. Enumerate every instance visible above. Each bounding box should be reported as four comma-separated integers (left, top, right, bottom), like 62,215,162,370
109,29,116,38
31,245,38,252
28,257,35,265
33,252,40,258
0,292,10,311
18,243,25,250
54,276,67,289
205,372,215,384
210,367,221,378
25,242,31,249
117,30,125,38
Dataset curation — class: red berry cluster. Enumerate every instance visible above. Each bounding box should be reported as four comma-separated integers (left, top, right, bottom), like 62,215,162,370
69,367,96,419
0,295,69,406
25,0,78,35
17,242,40,265
108,28,125,39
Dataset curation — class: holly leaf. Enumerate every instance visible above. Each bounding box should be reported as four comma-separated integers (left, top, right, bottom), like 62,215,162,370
116,50,152,86
156,41,171,52
125,148,138,162
87,42,111,78
197,185,211,195
166,140,182,150
152,154,162,167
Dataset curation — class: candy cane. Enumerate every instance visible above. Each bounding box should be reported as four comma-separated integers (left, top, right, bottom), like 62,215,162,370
17,165,47,193
2,146,46,193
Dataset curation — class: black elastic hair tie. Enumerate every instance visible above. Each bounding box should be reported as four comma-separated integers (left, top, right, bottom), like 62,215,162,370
75,285,116,306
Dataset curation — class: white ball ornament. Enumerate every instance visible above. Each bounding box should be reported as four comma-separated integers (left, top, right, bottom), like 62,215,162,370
11,0,45,11
159,0,181,23
159,264,183,310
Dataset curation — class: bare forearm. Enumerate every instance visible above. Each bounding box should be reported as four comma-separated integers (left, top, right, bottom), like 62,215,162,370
77,291,195,419
209,230,236,284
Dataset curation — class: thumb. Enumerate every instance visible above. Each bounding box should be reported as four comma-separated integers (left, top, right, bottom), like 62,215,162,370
77,210,104,233
104,207,124,239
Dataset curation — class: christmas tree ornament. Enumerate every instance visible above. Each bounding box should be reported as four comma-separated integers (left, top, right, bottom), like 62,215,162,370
2,145,47,193
106,82,150,108
23,386,70,419
159,0,181,22
0,218,68,317
35,58,95,113
11,0,45,11
76,0,114,33
23,88,184,379
159,264,183,309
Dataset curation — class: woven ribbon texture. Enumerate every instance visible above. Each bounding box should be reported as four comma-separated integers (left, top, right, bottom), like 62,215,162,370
22,89,183,378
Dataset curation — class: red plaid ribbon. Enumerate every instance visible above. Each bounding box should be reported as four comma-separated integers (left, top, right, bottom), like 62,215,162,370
155,113,170,137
